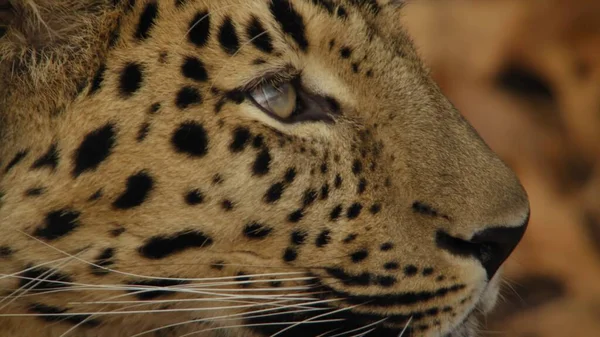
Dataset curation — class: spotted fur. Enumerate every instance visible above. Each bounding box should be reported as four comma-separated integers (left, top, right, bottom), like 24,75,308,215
0,1,529,336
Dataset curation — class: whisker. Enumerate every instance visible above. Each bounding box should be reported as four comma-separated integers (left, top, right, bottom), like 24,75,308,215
178,319,346,337
328,317,388,337
268,303,363,337
398,316,413,337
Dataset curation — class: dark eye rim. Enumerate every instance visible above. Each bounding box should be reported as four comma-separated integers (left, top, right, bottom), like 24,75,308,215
245,76,339,124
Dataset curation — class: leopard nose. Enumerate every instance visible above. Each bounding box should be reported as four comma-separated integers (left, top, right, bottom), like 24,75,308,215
436,211,530,279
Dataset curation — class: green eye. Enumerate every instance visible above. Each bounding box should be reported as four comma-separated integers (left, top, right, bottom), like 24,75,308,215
249,81,297,120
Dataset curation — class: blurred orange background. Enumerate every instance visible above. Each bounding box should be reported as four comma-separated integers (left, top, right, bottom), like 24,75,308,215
402,1,600,336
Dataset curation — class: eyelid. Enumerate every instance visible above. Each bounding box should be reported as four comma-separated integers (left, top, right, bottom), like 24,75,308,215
241,64,301,92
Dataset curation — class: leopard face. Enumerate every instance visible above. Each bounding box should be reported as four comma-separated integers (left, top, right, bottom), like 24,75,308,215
0,1,529,336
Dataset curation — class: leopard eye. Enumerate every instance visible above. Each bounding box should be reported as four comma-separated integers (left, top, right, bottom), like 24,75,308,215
249,81,297,120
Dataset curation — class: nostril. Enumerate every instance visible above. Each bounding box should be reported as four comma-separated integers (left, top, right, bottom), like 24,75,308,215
436,213,529,279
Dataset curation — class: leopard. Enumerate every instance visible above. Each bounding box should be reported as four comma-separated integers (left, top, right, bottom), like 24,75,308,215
0,1,530,336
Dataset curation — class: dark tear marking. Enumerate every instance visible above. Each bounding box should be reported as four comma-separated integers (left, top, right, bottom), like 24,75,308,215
127,278,190,300
172,121,209,157
247,16,274,53
185,189,204,205
188,11,211,47
91,248,115,275
252,148,271,176
230,127,252,152
269,0,309,51
32,143,59,171
28,303,100,327
175,86,203,109
316,230,331,247
139,230,213,259
324,283,466,307
73,123,115,177
5,150,28,173
326,268,396,287
243,222,273,239
112,171,153,209
218,16,240,55
135,1,158,40
34,209,81,241
20,266,73,290
182,56,208,82
89,63,106,94
119,62,143,97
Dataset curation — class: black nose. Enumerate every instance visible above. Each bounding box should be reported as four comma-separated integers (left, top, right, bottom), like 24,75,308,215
436,212,529,279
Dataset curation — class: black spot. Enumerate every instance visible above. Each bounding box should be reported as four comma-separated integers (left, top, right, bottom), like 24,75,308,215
230,127,252,152
380,242,394,251
175,86,203,109
350,250,368,263
212,174,224,185
149,102,161,114
320,183,330,200
34,210,80,241
73,124,115,177
139,230,213,259
404,265,418,276
236,272,252,288
291,231,307,245
172,121,209,157
127,278,190,300
188,11,211,47
351,62,360,73
246,16,274,53
221,199,234,211
302,189,318,207
252,148,271,176
244,222,273,239
137,122,150,142
112,171,154,209
20,266,73,291
31,143,59,171
334,174,343,188
343,233,358,243
269,0,309,51
28,303,100,327
252,135,264,148
91,248,115,275
347,203,363,219
357,178,367,194
377,275,396,287
89,63,106,94
326,268,370,286
316,230,331,247
320,162,328,174
340,47,352,58
135,2,158,40
370,203,381,214
0,246,13,257
330,205,343,220
284,168,297,183
218,17,240,55
288,209,304,223
110,227,126,237
384,262,399,270
352,159,362,175
283,247,298,262
185,189,204,205
25,187,45,196
181,56,208,82
423,268,434,276
264,182,285,203
88,189,103,201
5,150,28,173
119,62,143,97
336,6,348,18
412,201,439,217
